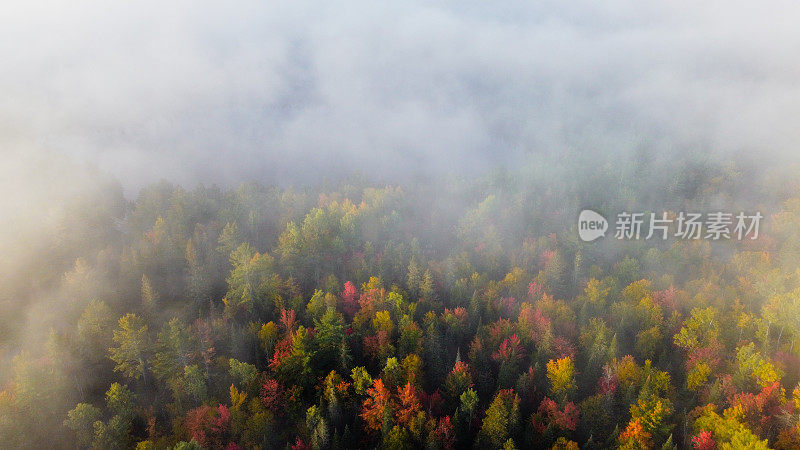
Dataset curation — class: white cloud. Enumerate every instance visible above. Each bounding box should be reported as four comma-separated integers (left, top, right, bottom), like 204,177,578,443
1,0,799,191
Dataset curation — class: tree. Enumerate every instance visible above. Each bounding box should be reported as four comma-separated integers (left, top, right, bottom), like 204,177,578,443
109,314,151,381
382,357,403,388
401,354,423,387
217,222,243,259
340,281,360,319
351,366,373,395
494,334,525,389
223,242,275,315
432,415,456,449
93,415,133,450
396,382,422,427
407,258,422,297
360,379,396,433
77,299,113,357
459,388,479,428
619,417,652,450
185,237,213,306
260,379,285,414
674,307,720,351
184,404,231,448
552,437,579,449
532,397,579,433
152,318,195,383
305,290,328,321
228,358,258,388
90,383,137,450
306,405,329,450
424,314,447,389
181,364,209,404
733,343,783,391
629,395,672,445
398,319,424,358
64,403,101,448
270,326,314,391
692,431,715,450
546,357,576,402
315,307,349,372
76,299,114,378
579,318,618,381
692,404,769,449
478,389,521,448
420,270,435,300
141,274,159,311
105,382,136,420
444,361,473,406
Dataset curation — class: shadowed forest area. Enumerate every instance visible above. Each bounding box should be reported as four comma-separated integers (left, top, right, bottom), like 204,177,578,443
2,153,800,449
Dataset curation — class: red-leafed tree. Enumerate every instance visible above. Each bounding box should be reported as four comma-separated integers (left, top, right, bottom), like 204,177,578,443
280,309,297,334
444,361,473,403
420,389,444,417
692,430,715,450
341,281,359,318
493,334,525,364
532,397,579,433
726,381,783,437
269,337,293,371
185,404,231,448
433,416,456,450
260,379,285,414
494,333,526,389
291,437,311,450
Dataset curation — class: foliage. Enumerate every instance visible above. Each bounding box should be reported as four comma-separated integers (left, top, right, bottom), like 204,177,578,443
1,168,796,448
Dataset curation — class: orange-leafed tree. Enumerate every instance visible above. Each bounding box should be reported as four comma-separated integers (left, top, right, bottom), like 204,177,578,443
360,378,396,433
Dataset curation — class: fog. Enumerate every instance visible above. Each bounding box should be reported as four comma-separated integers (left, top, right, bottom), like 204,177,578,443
4,2,800,447
2,0,799,192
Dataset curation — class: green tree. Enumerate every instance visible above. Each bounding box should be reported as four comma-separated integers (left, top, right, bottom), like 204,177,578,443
229,358,258,388
109,314,151,381
478,389,521,448
223,242,275,315
352,366,373,395
92,383,137,450
306,405,330,449
152,318,195,383
64,403,101,448
315,307,349,372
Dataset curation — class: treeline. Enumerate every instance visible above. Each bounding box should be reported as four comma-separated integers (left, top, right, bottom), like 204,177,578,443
2,157,800,449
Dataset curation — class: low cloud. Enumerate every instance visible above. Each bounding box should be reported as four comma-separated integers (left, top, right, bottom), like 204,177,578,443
1,0,799,191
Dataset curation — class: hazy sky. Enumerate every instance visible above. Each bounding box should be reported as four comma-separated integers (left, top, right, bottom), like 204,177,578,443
2,0,799,192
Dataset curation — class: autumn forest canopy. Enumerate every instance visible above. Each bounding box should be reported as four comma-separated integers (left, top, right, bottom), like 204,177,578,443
2,151,800,450
4,1,800,448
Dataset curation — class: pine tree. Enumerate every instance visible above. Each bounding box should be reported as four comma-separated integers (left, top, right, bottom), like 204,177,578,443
423,315,447,389
152,318,195,383
141,274,158,312
108,314,151,382
407,258,422,296
478,389,521,448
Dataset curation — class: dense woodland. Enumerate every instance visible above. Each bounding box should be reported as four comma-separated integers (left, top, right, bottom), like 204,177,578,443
3,155,800,449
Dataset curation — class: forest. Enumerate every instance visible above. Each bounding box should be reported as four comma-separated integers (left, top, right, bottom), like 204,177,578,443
4,0,800,446
1,153,800,450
